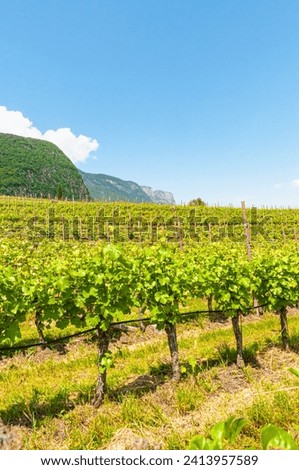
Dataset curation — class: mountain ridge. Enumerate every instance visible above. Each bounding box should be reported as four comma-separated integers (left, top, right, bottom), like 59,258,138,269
0,132,175,204
79,170,176,204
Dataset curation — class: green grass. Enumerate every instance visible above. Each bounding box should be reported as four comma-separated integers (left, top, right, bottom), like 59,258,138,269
1,311,299,449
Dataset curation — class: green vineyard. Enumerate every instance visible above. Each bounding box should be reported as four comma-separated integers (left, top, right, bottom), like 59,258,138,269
1,197,299,449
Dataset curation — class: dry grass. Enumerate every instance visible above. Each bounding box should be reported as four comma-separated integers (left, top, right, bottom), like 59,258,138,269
1,311,299,449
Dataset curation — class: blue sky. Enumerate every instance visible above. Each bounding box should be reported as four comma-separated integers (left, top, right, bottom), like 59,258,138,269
1,0,299,206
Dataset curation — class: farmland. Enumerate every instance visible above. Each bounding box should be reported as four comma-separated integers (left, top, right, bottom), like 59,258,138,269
1,197,299,449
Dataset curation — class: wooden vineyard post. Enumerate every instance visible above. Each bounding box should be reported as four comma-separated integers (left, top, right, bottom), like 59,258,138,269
138,221,141,246
294,229,299,309
294,228,299,253
241,201,261,315
282,224,286,244
241,201,252,259
177,217,184,250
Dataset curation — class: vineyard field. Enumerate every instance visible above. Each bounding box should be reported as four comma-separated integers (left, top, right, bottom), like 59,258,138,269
1,197,299,449
1,196,299,243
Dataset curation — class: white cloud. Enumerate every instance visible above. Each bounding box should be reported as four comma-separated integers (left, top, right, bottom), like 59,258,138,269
291,179,299,187
0,106,42,139
43,128,99,163
0,105,99,163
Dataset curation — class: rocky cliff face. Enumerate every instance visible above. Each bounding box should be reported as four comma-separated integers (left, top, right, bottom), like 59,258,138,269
141,186,176,204
79,171,152,202
79,170,176,204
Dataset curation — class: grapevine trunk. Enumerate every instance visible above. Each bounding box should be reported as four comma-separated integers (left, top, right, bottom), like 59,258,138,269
279,307,289,351
165,323,181,382
138,307,146,332
35,309,46,348
231,312,244,368
93,328,110,407
207,295,213,313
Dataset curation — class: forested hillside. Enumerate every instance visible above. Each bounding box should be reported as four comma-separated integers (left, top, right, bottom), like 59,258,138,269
0,133,90,200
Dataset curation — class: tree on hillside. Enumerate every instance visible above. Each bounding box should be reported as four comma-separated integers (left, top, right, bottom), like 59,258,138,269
188,197,206,206
56,184,63,200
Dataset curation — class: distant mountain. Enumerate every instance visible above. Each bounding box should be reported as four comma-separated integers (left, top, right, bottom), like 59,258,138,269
0,132,175,204
141,186,176,205
79,171,151,202
0,133,89,200
79,170,175,204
